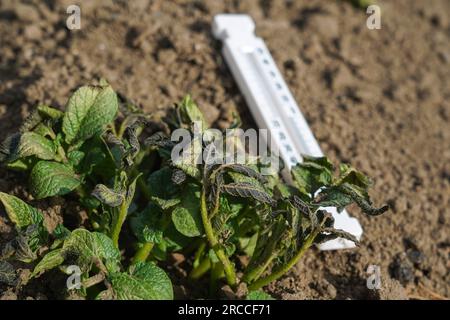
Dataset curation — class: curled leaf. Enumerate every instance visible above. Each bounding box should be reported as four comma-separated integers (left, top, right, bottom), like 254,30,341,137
92,184,124,207
221,182,275,206
0,261,17,286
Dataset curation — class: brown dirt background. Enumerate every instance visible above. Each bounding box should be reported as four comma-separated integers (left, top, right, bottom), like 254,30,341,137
0,0,449,300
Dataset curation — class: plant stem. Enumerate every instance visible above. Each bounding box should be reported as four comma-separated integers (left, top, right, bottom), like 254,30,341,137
247,233,317,291
83,272,106,288
210,262,224,295
200,189,237,287
131,242,154,264
189,256,211,280
111,200,128,248
243,251,278,284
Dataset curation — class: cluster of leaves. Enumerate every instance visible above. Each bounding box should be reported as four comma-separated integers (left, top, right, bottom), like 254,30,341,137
0,82,388,299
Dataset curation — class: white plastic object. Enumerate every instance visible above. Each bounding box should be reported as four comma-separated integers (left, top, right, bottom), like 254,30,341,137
212,14,363,250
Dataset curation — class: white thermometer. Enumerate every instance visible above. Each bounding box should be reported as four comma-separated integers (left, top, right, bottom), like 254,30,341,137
212,14,363,250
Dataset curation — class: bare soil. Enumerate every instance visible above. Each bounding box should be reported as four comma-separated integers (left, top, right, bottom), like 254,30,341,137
0,0,449,300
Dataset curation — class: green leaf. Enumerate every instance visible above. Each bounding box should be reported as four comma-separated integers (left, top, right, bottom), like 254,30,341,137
1,132,56,163
31,248,65,278
37,104,64,120
147,168,179,199
62,84,118,144
30,161,81,199
0,261,17,286
67,150,85,167
171,185,203,237
130,204,164,244
62,229,121,273
291,156,334,196
91,184,124,207
110,262,173,300
178,95,207,131
0,192,44,228
53,224,71,240
246,290,275,300
151,197,181,210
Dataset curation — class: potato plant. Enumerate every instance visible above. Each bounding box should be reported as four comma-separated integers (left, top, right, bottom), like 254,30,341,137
0,82,388,299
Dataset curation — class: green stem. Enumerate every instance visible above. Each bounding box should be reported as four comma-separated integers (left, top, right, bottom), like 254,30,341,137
132,242,154,264
243,251,278,284
210,262,224,295
189,256,211,280
248,233,317,291
200,189,237,287
111,200,128,248
193,241,207,268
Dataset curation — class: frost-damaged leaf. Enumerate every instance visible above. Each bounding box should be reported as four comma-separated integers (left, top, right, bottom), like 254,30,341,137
63,229,121,274
0,132,56,163
314,227,360,245
290,195,312,217
171,138,202,179
30,161,81,199
109,262,173,300
31,248,65,278
246,290,275,300
0,192,44,228
224,164,267,184
0,261,17,286
62,84,118,144
92,184,123,207
171,169,186,185
171,185,203,237
222,182,275,206
291,156,333,196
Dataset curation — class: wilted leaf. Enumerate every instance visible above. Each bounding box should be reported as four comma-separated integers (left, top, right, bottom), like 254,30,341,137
0,261,17,286
110,262,173,300
171,169,186,185
315,227,360,245
92,184,124,207
62,84,118,144
30,161,81,199
222,182,275,206
291,156,333,196
224,164,267,184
